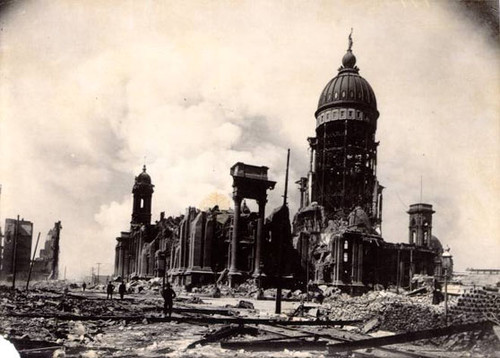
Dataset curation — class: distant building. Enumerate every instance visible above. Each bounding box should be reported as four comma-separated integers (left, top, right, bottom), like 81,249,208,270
0,218,33,279
31,221,62,280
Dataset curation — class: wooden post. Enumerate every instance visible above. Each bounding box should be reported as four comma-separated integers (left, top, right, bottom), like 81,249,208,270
275,149,290,314
162,250,167,293
26,232,41,292
11,215,19,290
396,246,400,294
305,235,309,302
444,268,448,324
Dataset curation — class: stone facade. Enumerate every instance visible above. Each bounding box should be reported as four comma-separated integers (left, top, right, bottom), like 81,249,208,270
113,163,299,287
0,218,33,280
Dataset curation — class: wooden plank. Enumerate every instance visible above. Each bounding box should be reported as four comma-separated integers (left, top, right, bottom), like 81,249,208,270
221,339,328,351
187,325,258,349
276,324,452,358
6,312,359,326
328,321,493,353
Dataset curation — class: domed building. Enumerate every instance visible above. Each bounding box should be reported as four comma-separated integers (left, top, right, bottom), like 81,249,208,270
308,34,383,230
294,34,447,294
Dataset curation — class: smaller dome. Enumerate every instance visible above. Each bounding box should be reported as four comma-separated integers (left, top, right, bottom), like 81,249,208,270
429,235,443,254
136,165,152,184
342,51,356,68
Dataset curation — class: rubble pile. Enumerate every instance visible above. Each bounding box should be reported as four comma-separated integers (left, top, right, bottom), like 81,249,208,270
0,290,154,317
323,290,445,332
436,287,500,354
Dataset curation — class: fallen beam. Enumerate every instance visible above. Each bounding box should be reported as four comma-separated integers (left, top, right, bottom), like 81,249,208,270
276,325,430,358
174,306,234,316
328,321,493,353
187,325,258,349
6,312,360,326
221,339,328,351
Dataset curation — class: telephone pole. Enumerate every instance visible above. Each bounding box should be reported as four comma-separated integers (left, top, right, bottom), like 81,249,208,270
275,149,290,315
11,215,19,290
96,263,102,284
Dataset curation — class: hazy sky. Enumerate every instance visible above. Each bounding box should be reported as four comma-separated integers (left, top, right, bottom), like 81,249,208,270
1,0,498,278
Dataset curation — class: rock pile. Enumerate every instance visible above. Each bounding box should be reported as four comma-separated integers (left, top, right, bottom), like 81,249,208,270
322,290,445,332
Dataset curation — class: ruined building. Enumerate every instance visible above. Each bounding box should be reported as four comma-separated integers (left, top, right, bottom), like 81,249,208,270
114,163,299,286
31,221,62,280
114,35,450,292
293,36,449,293
0,218,33,280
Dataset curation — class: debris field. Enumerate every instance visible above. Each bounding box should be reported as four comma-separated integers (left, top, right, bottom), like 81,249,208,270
1,280,499,357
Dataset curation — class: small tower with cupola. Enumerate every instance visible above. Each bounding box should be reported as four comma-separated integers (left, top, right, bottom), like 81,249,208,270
407,203,435,247
131,165,154,226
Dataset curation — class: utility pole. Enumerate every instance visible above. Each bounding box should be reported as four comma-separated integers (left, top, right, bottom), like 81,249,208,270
26,232,41,292
11,215,19,290
51,221,61,280
444,268,448,324
275,149,290,315
96,263,102,284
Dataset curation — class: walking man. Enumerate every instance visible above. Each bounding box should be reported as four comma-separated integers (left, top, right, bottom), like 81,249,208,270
162,283,176,318
118,281,126,300
106,282,114,300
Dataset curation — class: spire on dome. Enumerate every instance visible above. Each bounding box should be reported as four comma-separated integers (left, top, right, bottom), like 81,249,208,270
347,27,353,52
342,28,357,69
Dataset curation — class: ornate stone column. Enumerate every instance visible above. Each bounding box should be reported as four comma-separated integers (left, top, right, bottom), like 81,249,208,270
229,195,242,284
252,198,266,277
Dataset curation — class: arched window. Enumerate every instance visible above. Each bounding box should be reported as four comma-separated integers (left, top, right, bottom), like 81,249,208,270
140,198,144,209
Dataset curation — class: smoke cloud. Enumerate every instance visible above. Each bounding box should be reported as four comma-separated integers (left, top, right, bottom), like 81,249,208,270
0,1,498,278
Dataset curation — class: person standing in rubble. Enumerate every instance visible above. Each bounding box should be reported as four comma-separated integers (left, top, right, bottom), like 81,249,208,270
162,282,176,318
82,282,87,292
106,282,115,300
118,281,126,300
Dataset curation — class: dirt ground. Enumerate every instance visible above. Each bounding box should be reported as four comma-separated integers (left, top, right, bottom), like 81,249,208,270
1,282,499,357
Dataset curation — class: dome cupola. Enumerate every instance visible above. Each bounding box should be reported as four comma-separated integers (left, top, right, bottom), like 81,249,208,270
136,165,152,185
316,31,378,119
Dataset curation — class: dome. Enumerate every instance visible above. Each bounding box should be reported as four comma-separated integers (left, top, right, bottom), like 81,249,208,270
136,165,152,185
316,61,377,116
316,35,378,117
429,235,443,254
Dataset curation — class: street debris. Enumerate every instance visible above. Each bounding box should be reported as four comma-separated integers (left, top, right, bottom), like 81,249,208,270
0,280,499,357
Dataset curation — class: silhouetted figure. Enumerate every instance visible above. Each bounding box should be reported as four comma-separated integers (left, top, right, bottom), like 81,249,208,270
432,278,444,304
82,282,87,292
106,282,114,300
162,283,176,318
119,281,126,300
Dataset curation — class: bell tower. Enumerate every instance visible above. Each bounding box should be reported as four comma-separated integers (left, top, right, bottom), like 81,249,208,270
407,203,435,247
131,165,154,226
